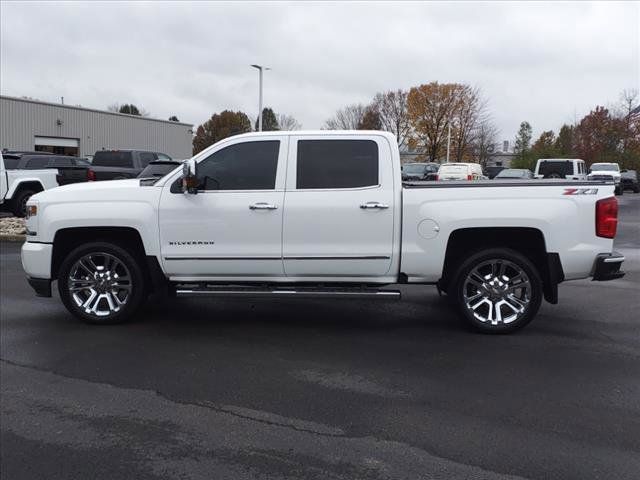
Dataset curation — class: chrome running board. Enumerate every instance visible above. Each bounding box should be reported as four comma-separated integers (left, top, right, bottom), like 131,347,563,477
175,285,401,300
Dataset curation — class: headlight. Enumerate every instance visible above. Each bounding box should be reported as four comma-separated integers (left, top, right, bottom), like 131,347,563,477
25,204,37,219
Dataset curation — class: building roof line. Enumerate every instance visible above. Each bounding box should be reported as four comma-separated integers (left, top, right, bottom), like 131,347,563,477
0,95,193,127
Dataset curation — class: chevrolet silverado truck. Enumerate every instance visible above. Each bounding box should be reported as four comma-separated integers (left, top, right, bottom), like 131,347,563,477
1,153,59,217
20,131,625,333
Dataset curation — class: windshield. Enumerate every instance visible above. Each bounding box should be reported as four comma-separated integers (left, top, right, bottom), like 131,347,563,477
590,164,619,172
496,169,528,178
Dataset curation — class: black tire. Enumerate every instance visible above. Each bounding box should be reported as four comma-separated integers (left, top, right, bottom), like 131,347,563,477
451,248,543,334
615,185,623,196
11,189,36,217
634,186,640,194
57,242,146,324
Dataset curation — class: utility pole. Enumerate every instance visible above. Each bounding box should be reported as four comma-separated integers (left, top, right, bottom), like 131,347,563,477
250,64,270,131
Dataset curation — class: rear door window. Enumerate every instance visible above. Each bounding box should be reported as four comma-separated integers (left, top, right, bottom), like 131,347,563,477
296,140,378,189
92,151,134,168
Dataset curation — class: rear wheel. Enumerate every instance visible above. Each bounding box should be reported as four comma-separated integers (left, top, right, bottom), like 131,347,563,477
11,189,35,217
57,242,146,324
452,248,542,334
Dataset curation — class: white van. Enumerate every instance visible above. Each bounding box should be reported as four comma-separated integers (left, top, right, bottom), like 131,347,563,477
534,158,587,180
436,162,485,181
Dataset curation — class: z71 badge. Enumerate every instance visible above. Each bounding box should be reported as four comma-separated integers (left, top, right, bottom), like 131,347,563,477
563,188,598,195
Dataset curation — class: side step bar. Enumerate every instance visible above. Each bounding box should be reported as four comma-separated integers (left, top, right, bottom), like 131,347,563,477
175,285,401,300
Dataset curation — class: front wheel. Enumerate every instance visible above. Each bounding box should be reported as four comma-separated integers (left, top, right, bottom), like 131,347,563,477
58,242,146,324
452,248,542,334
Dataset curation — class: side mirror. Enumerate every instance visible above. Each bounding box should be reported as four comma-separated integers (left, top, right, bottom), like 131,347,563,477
182,159,199,194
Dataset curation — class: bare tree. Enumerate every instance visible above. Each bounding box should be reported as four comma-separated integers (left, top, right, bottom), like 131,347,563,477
372,89,411,145
323,103,367,130
278,113,302,130
107,103,120,112
617,89,639,153
471,118,500,169
450,86,486,162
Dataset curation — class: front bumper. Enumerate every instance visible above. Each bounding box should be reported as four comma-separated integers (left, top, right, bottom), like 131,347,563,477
21,241,53,279
592,252,625,281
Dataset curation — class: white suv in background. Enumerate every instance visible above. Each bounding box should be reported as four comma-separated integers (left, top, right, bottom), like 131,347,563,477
534,158,588,181
436,162,485,181
588,163,623,195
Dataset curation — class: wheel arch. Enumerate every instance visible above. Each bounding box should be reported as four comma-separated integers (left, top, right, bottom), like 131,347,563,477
439,227,563,304
51,226,165,293
7,180,44,199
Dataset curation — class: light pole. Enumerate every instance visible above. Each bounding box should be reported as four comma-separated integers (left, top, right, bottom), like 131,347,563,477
446,121,451,163
251,64,270,131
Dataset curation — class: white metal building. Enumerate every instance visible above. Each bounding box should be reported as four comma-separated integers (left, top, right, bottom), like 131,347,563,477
0,95,193,159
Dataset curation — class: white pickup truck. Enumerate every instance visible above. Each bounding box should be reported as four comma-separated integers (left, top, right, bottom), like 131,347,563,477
20,131,625,333
1,153,59,217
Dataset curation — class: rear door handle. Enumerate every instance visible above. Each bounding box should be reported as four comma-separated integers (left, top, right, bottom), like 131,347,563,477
360,202,389,209
249,202,278,210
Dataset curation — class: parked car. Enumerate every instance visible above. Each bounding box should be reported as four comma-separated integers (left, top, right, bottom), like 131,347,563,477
401,162,439,181
9,154,94,185
437,162,485,180
21,131,624,334
90,150,172,181
137,160,182,179
494,168,534,180
588,163,623,195
1,153,59,217
484,166,505,179
621,169,639,193
534,158,588,180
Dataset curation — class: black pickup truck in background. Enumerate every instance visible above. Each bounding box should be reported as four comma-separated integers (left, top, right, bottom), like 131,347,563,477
90,150,173,180
4,153,93,185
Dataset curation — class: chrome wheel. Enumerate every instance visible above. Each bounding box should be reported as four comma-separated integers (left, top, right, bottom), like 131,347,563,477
462,259,531,325
67,252,132,317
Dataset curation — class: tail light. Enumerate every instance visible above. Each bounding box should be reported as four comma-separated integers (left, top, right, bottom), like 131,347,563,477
596,197,618,238
467,174,473,181
87,169,96,181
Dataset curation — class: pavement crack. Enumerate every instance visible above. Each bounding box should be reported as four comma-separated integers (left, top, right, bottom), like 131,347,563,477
0,357,345,439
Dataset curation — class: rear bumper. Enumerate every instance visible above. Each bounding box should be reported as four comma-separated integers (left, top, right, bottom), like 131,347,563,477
592,252,625,281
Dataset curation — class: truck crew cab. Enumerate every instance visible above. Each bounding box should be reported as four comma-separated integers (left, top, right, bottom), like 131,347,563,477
21,132,624,333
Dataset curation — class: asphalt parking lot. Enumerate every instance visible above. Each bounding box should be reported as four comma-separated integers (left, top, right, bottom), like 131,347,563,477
1,194,639,480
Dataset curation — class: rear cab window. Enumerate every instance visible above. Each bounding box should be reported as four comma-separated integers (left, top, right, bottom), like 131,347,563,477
93,151,134,168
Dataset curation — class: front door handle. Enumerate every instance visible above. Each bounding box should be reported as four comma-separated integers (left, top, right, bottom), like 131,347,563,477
249,202,278,210
360,202,389,209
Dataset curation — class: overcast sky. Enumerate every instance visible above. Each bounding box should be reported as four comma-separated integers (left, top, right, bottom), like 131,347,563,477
1,1,638,141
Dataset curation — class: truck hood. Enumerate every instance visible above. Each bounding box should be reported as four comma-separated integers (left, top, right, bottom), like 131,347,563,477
588,171,621,179
31,179,152,204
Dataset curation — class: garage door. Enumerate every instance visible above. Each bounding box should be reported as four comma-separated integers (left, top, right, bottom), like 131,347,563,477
34,136,79,156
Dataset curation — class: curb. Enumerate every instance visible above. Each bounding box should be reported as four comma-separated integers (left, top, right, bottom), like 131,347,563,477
0,234,26,242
